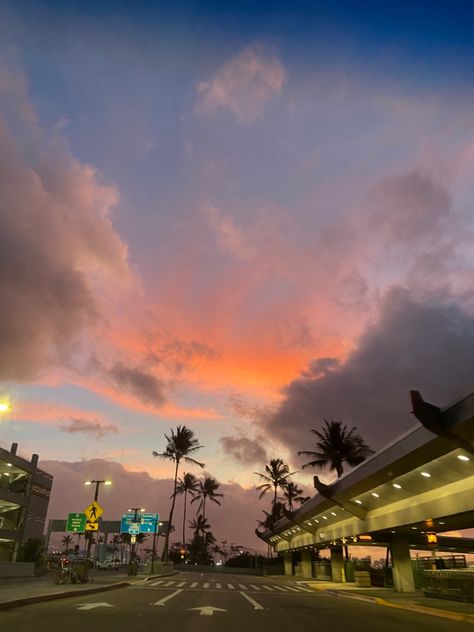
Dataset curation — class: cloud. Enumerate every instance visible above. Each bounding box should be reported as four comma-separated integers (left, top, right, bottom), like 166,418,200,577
107,362,166,407
0,63,130,382
220,431,269,466
197,45,286,123
261,287,474,463
203,203,255,260
61,417,119,438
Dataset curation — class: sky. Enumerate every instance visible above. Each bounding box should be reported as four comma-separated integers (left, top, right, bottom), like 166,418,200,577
1,0,474,551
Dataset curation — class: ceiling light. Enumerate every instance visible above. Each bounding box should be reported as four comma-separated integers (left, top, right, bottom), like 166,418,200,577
322,516,328,520
412,527,417,530
457,455,470,462
439,521,445,525
355,500,362,505
331,512,336,516
392,483,402,489
421,472,431,478
371,492,379,498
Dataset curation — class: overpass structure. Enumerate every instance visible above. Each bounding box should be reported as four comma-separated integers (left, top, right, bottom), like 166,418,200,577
257,390,474,592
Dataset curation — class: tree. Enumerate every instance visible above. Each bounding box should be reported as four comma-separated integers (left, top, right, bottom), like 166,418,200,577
62,535,73,552
187,514,215,565
298,419,374,478
254,458,294,508
175,472,200,553
152,425,204,561
191,476,224,521
282,481,308,512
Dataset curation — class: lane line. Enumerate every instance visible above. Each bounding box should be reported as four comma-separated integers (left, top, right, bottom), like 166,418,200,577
227,583,235,589
240,591,264,610
152,589,183,606
191,582,198,588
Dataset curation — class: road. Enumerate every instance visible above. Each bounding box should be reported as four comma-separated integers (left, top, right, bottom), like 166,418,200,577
2,571,472,631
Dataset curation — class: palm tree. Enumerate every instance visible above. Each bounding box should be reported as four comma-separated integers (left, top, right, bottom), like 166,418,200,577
189,514,211,538
152,425,204,561
175,472,200,551
62,535,73,552
282,481,308,512
298,419,374,478
254,458,294,508
191,476,224,521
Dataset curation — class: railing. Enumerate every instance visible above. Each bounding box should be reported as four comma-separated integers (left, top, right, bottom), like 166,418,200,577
422,569,474,602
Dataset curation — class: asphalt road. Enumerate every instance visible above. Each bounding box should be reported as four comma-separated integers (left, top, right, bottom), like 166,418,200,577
2,571,473,631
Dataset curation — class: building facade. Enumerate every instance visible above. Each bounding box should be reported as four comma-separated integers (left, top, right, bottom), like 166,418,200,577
0,442,53,561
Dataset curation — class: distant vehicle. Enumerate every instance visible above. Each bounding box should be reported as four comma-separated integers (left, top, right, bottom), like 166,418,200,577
96,559,121,570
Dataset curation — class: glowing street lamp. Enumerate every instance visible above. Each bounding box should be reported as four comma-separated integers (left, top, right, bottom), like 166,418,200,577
0,401,12,414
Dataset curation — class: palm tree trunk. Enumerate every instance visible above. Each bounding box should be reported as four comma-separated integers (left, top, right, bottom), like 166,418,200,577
162,458,180,562
273,484,277,508
182,489,187,551
202,496,207,521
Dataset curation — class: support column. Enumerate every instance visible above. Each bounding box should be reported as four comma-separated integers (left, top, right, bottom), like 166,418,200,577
301,550,313,578
331,546,345,583
391,538,415,592
283,552,293,576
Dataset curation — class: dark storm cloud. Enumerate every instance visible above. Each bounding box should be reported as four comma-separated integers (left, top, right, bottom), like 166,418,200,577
108,362,166,407
61,417,119,438
262,288,474,457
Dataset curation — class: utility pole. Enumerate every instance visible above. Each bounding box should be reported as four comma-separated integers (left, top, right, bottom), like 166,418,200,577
84,479,112,559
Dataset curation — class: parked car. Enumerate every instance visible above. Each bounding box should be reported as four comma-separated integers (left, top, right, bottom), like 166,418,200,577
96,559,121,570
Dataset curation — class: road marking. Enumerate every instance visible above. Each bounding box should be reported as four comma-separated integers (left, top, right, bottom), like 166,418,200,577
286,587,301,592
191,582,198,588
238,584,248,590
216,582,222,589
274,586,287,592
250,584,261,590
164,580,175,586
262,585,274,591
189,606,227,616
151,580,164,586
152,589,183,606
177,581,186,587
227,583,235,589
240,592,264,610
203,582,210,588
295,587,313,592
77,602,113,610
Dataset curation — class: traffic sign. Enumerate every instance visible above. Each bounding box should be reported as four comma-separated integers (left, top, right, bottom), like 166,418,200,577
129,523,140,535
85,521,99,531
66,513,87,532
84,501,103,523
120,513,159,534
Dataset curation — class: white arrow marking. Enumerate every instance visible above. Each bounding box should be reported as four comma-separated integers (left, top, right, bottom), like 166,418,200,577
77,602,114,610
188,606,227,616
240,591,264,610
152,589,183,606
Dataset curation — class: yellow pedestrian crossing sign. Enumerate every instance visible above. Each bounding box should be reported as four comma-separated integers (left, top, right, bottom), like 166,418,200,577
85,521,99,531
84,501,103,523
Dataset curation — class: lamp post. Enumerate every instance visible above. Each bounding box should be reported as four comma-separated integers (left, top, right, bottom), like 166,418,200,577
84,479,112,559
151,520,163,573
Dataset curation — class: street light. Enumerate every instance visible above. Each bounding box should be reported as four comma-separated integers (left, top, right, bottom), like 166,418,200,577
84,479,112,558
0,400,12,414
151,520,163,574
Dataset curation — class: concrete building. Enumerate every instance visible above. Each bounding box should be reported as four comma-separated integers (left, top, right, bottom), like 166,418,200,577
0,442,53,561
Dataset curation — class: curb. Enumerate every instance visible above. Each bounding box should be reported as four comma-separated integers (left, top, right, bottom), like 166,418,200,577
310,585,474,624
0,571,178,611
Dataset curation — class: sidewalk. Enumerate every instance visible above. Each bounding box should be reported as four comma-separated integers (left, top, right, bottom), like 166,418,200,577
0,566,177,610
297,579,474,624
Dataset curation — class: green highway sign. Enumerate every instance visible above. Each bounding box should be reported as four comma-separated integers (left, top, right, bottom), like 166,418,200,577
66,512,87,532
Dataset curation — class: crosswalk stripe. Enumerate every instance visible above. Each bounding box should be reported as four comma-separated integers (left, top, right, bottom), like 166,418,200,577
164,581,175,586
250,585,260,590
262,585,274,591
227,583,235,589
274,586,287,592
285,586,300,592
238,584,248,590
295,587,313,592
216,583,222,589
150,580,164,586
203,582,210,588
176,582,186,587
191,582,198,588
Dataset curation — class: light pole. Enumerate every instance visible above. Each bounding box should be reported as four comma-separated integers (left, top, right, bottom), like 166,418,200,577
84,479,112,559
151,520,163,573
